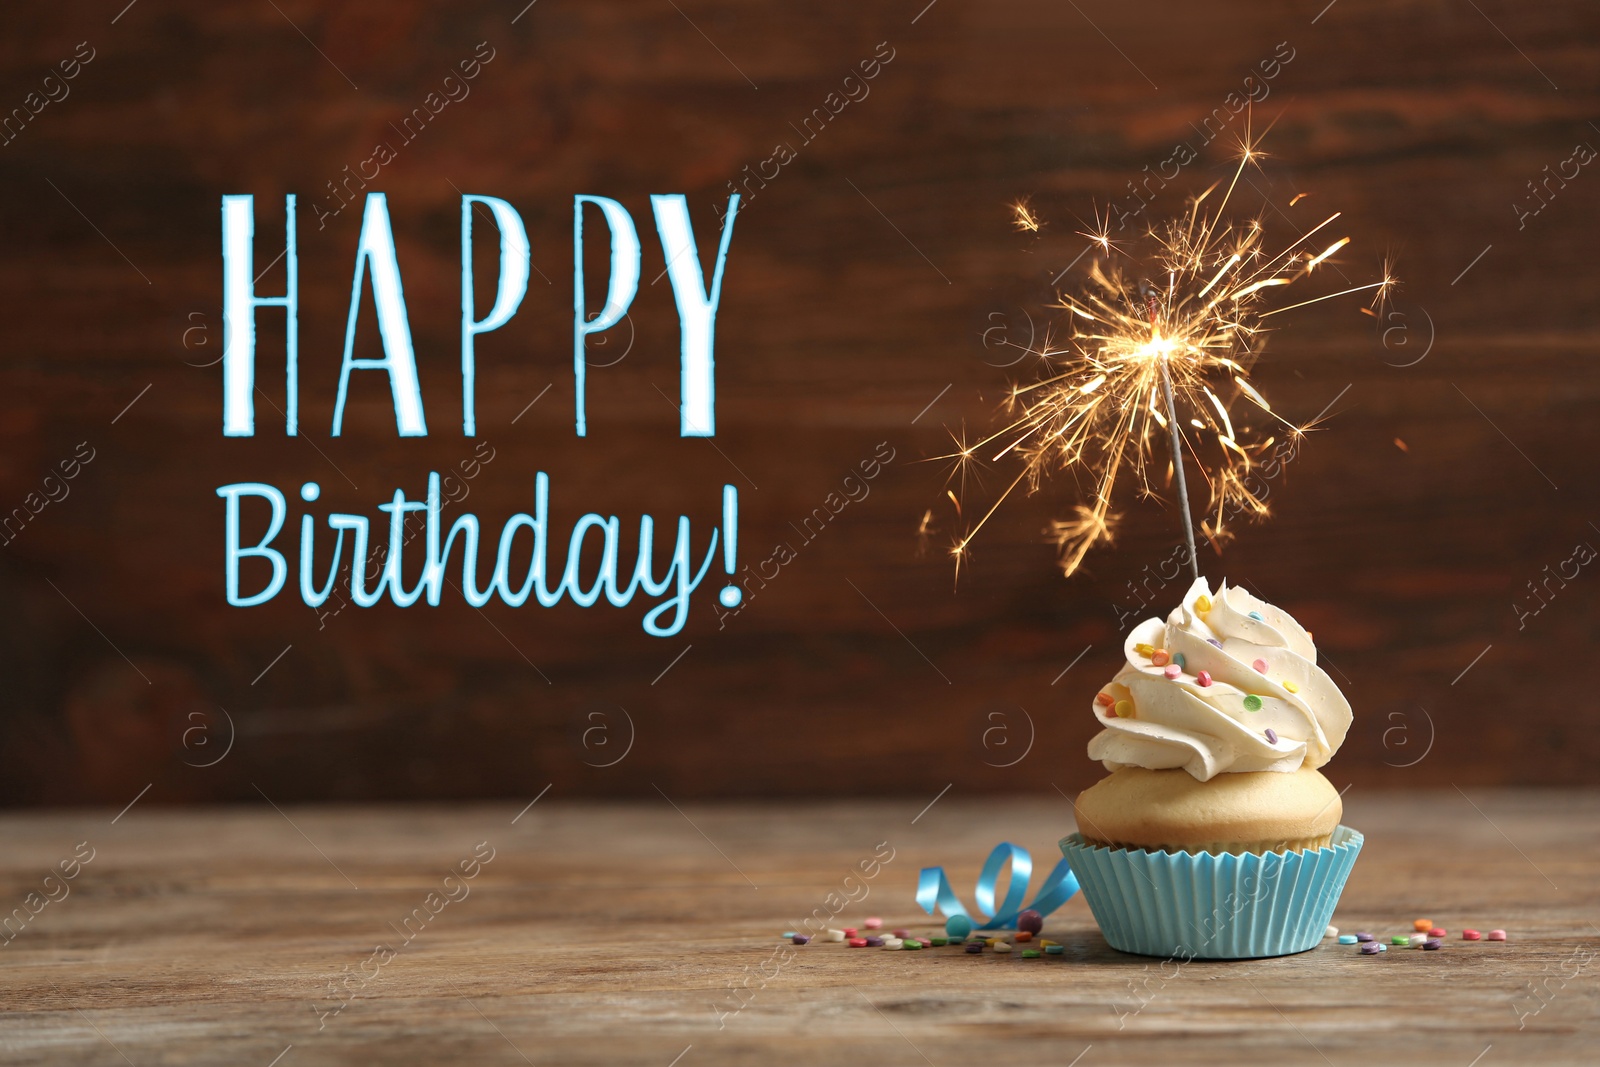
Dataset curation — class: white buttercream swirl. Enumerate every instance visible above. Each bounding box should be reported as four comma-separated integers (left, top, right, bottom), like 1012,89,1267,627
1087,577,1352,781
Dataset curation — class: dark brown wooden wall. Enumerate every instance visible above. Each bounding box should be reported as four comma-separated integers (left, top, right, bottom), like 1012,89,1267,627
1,1,1597,805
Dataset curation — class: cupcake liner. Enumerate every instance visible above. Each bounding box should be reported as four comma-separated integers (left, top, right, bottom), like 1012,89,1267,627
1059,825,1363,959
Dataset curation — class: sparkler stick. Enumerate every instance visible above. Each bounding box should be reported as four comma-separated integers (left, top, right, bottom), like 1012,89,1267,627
1159,353,1200,582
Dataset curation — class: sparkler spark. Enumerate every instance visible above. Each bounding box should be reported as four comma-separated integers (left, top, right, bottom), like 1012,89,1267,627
941,137,1394,579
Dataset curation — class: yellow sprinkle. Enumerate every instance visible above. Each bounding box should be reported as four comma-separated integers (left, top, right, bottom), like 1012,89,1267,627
1284,681,1299,693
1134,643,1155,656
1195,595,1212,613
1113,700,1134,719
1039,939,1059,947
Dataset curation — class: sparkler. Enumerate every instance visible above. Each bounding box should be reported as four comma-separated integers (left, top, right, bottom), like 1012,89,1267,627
940,135,1392,580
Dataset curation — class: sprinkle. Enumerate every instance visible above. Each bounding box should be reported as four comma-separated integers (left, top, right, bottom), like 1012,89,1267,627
1172,652,1186,669
864,917,883,929
1376,942,1388,952
1045,944,1065,954
1338,934,1358,944
1134,643,1155,657
1207,638,1223,648
1163,664,1181,679
1284,681,1300,693
1152,650,1171,667
1412,918,1433,932
1014,931,1033,942
1249,611,1263,621
1488,929,1507,941
1355,932,1374,942
782,931,795,939
1038,939,1058,947
1252,658,1267,672
826,929,846,942
1242,694,1263,712
882,937,903,949
1017,909,1044,934
843,927,858,938
1196,595,1212,613
792,934,811,945
865,936,884,946
1113,699,1134,719
1359,942,1382,955
1429,928,1446,938
1392,936,1411,946
916,938,932,947
1197,670,1213,687
1462,929,1481,941
903,940,922,950
1021,949,1042,958
1095,692,1115,707
892,928,911,938
848,937,868,947
991,941,1012,954
1408,934,1427,947
930,937,948,947
945,915,974,939
1424,939,1442,950
965,942,984,953
1265,728,1279,744
1325,925,1339,939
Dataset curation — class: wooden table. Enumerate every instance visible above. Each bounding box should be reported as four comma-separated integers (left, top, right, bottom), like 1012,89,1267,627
1,790,1595,1065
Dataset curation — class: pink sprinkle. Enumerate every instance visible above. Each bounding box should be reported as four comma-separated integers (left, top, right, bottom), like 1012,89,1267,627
1429,927,1446,938
1252,658,1267,673
864,917,883,929
1163,664,1181,679
1197,670,1213,687
1488,929,1507,941
1462,929,1481,940
892,928,911,938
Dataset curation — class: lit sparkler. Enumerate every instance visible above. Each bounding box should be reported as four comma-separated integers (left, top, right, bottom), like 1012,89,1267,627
942,136,1392,580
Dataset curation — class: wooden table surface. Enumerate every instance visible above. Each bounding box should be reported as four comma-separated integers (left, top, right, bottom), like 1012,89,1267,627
0,789,1595,1065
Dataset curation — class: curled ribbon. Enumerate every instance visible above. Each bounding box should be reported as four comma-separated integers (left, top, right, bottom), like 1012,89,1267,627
917,842,1080,930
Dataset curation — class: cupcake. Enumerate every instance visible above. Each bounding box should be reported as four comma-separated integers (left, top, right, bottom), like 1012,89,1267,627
1061,577,1362,959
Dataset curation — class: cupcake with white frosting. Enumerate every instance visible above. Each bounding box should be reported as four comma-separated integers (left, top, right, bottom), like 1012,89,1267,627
1061,577,1364,958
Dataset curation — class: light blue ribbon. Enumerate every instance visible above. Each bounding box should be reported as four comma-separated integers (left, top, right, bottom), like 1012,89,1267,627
917,842,1081,930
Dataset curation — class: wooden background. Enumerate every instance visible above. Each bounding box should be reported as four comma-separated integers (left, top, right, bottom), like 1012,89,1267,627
1,0,1597,805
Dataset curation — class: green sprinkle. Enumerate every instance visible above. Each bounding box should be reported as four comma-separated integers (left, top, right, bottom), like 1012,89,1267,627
1045,944,1065,954
1243,694,1263,712
930,937,948,946
1391,936,1410,945
903,940,922,950
1021,949,1042,958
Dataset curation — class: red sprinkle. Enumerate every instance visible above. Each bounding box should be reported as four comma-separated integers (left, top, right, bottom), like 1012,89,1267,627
1488,929,1507,941
1095,692,1115,707
1462,929,1481,940
1429,928,1446,938
847,937,868,947
1197,670,1213,687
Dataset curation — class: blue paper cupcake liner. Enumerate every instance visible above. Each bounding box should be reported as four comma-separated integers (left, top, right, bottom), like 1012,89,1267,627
1059,825,1363,959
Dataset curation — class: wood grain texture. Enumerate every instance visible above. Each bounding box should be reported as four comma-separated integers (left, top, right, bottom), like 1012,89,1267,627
0,2,1598,802
0,792,1595,1065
